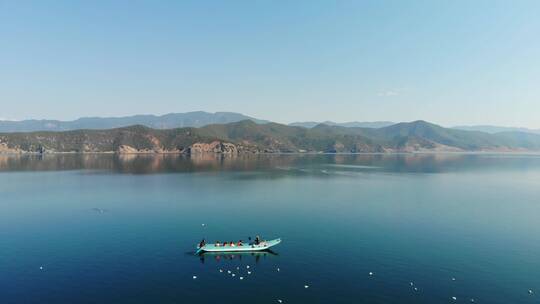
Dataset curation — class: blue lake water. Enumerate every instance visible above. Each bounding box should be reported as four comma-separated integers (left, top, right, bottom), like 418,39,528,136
1,153,540,303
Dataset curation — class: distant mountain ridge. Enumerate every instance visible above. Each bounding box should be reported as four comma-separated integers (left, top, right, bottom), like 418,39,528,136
292,121,540,135
4,112,538,137
289,121,395,128
452,125,540,135
0,111,269,132
1,120,540,154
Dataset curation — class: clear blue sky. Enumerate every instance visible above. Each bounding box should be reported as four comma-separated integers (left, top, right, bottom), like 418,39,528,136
1,1,539,127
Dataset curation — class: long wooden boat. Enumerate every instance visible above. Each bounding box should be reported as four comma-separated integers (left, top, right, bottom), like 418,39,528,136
196,238,281,254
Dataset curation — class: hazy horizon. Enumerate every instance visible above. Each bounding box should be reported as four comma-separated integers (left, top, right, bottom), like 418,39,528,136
1,110,539,130
1,1,539,128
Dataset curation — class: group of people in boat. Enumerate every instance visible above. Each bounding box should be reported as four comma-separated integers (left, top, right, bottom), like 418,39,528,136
215,240,244,247
198,236,262,249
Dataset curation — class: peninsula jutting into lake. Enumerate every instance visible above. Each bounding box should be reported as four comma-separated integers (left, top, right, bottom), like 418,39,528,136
2,120,540,154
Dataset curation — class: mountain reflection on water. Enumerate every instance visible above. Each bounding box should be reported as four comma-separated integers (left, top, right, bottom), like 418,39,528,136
197,250,278,265
2,152,540,304
1,153,540,174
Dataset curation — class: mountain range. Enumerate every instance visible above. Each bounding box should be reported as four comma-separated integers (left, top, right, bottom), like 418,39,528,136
2,111,539,136
289,121,395,129
0,111,268,132
451,125,540,134
291,121,540,135
2,120,540,154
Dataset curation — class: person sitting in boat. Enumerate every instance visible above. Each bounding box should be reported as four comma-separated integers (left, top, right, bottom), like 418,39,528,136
255,235,261,245
215,241,220,247
223,241,228,246
230,241,235,247
198,238,206,249
237,240,243,246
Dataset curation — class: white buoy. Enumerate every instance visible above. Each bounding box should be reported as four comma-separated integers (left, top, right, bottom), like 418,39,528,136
219,269,223,273
529,289,533,294
304,285,309,289
240,276,244,280
247,271,251,275
201,224,206,227
409,282,414,286
232,274,236,277
192,275,197,279
451,277,456,281
227,270,231,274
277,268,280,272
246,265,250,269
414,287,418,291
369,272,373,276
39,266,43,270
470,299,475,303
452,296,457,301
277,300,283,303
236,267,240,270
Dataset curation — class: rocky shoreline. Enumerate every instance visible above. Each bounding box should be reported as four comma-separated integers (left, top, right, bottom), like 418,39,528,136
0,143,533,155
0,140,247,155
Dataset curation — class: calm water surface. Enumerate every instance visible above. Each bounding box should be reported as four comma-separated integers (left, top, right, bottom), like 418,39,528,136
1,153,540,303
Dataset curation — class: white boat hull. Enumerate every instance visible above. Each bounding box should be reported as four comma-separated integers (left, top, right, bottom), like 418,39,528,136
196,238,281,254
